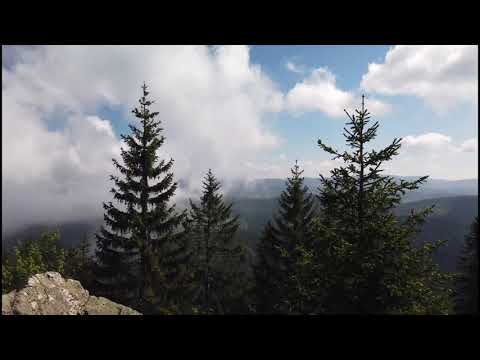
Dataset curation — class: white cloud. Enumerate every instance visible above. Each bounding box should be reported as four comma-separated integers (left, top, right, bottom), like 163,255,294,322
402,132,452,147
286,61,305,74
2,45,284,234
246,132,477,182
2,45,476,234
361,45,478,113
87,116,115,138
286,67,391,118
459,138,478,153
382,133,478,179
401,133,478,154
2,91,121,233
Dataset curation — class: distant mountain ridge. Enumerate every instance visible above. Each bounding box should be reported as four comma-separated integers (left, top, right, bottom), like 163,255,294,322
229,195,478,272
395,196,479,272
3,195,477,274
3,176,478,274
224,176,478,203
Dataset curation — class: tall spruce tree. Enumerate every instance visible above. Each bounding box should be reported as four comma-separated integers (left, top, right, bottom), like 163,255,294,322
185,169,248,314
454,217,478,314
95,83,190,313
254,161,317,314
313,95,453,314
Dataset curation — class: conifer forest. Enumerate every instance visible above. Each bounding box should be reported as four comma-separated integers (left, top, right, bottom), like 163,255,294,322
2,44,479,317
3,82,477,315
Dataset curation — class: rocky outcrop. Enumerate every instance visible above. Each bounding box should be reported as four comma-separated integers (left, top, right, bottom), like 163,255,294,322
2,272,141,315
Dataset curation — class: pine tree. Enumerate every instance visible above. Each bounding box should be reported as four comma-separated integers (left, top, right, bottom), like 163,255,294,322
454,217,478,314
95,83,190,313
254,161,317,314
313,95,453,314
185,169,248,314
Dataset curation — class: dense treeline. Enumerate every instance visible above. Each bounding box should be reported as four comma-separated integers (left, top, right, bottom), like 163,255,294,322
2,86,477,315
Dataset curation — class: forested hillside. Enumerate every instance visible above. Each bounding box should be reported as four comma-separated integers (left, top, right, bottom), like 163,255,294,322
395,196,478,272
2,86,477,314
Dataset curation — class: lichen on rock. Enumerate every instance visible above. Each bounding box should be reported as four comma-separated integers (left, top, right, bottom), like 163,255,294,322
2,272,141,315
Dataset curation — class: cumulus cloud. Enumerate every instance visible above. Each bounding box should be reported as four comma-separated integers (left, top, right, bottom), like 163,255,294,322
361,45,478,113
402,132,452,148
2,45,284,234
459,138,478,153
401,133,478,154
285,61,306,74
254,133,477,182
286,67,391,118
1,97,121,234
2,45,476,235
382,133,478,179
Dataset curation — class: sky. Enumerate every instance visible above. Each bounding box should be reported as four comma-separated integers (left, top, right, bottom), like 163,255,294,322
2,45,478,234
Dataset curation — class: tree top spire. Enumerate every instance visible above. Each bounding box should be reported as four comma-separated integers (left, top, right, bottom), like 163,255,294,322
141,82,149,97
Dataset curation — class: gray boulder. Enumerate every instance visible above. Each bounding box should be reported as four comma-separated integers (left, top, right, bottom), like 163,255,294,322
2,272,141,315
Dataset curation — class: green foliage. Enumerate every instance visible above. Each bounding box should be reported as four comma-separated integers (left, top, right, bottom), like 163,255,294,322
15,243,45,286
1,229,97,296
2,258,14,294
37,229,66,274
454,217,478,314
254,161,317,313
3,229,66,291
185,169,250,314
95,83,190,313
2,90,463,316
64,235,95,292
306,96,454,314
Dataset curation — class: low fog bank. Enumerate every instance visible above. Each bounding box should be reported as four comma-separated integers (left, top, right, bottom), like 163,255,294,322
3,175,477,241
